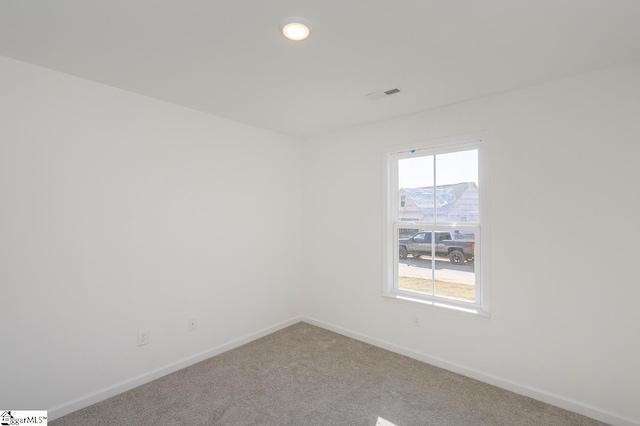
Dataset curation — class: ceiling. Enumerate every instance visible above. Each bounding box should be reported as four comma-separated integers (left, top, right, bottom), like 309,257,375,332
2,1,640,138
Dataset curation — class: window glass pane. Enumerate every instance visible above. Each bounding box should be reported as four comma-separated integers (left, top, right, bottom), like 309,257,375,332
434,231,476,302
398,156,434,222
398,227,433,295
435,149,479,224
389,138,484,311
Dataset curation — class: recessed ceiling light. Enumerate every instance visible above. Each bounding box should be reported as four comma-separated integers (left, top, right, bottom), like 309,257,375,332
279,17,312,41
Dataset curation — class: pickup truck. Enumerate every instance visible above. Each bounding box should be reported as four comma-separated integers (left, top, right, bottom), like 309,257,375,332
399,231,475,264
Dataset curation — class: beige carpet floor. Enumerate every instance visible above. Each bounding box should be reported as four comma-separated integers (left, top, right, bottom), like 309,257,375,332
52,322,606,425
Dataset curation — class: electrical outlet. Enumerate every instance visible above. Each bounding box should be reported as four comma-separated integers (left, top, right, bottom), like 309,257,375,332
412,314,420,328
188,317,197,331
137,330,148,346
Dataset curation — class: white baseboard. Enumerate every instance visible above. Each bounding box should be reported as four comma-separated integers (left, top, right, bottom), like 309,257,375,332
48,316,303,421
301,316,639,426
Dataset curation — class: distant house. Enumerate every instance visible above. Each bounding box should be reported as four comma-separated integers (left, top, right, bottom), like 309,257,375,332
399,182,478,224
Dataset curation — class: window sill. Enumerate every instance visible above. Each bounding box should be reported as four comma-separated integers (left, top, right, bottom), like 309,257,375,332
382,291,490,318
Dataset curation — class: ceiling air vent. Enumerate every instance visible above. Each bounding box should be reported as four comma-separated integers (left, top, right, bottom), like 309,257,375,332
365,88,401,100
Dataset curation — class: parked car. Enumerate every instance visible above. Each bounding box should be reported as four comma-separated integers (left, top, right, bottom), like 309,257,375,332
399,231,475,264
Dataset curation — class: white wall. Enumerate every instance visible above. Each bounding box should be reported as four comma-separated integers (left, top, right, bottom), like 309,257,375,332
0,56,303,413
301,61,640,424
3,52,639,424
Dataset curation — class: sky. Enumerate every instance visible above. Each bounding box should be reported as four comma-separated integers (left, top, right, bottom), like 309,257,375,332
398,149,478,189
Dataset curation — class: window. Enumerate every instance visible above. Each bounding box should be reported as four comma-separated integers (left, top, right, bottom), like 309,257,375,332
383,132,489,315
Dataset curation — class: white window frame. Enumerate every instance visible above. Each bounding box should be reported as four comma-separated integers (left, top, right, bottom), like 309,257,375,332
382,131,491,316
